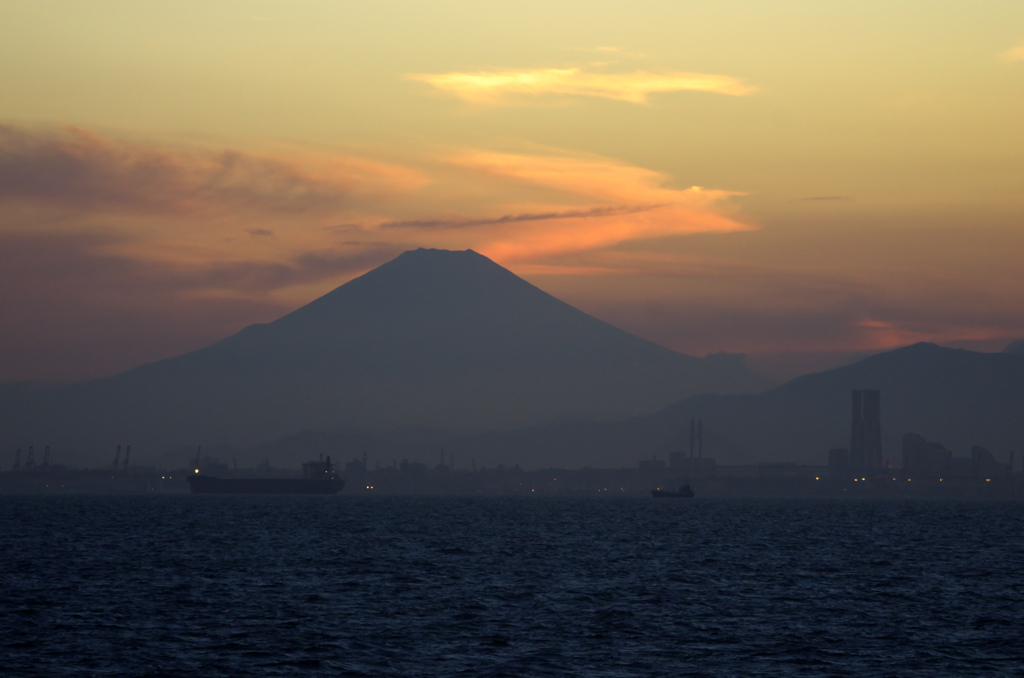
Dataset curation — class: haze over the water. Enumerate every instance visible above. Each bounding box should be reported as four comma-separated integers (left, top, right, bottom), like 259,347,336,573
3,250,1022,472
0,248,772,466
1,2,1023,383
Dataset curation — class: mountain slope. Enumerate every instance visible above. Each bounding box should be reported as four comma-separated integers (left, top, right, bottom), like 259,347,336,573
422,343,1024,469
1,248,769,462
1004,339,1024,355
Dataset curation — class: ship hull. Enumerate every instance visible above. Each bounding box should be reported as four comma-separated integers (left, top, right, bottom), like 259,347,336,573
186,475,344,495
651,487,694,498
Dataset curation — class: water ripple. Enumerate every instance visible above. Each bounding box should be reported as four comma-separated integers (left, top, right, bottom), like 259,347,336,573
1,496,1023,676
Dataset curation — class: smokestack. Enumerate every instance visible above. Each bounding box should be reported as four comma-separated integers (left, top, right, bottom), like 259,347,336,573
698,419,703,459
689,419,695,459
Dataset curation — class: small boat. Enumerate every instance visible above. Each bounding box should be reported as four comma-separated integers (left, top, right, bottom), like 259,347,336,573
651,484,694,498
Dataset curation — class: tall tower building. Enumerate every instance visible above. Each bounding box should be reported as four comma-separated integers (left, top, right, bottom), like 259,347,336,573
850,389,881,471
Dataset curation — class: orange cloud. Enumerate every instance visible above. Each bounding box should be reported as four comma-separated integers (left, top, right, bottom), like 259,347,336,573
0,123,755,319
1,123,749,274
1001,45,1024,62
436,151,753,262
851,317,1020,353
408,67,757,104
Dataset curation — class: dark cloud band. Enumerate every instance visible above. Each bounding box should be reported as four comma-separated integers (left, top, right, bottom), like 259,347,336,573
379,204,661,230
0,124,354,216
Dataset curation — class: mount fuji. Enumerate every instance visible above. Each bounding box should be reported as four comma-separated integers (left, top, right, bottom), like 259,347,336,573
1,248,770,462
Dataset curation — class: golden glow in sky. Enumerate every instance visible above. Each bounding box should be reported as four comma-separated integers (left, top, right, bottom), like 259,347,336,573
1,0,1023,382
409,68,757,103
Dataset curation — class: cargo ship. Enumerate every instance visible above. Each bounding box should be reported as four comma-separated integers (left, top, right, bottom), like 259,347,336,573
186,456,344,495
651,484,694,498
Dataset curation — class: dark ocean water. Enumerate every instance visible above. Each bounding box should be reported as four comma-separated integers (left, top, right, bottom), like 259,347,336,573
2,496,1023,677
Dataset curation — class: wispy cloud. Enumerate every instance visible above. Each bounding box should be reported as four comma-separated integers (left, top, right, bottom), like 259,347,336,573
408,67,757,104
441,151,753,262
0,124,423,216
321,149,752,264
379,205,659,230
0,123,754,275
1001,45,1024,62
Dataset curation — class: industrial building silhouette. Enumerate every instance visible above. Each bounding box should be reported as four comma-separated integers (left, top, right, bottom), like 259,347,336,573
850,389,882,470
828,389,882,474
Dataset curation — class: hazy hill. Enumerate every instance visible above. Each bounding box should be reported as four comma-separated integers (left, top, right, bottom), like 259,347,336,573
375,343,1024,470
1004,339,1024,355
1,248,769,464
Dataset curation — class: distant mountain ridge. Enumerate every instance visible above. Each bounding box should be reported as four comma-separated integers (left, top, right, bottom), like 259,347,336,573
0,248,769,464
395,342,1024,470
1004,339,1024,355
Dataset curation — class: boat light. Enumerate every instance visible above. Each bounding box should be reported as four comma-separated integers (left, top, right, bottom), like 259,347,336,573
194,468,199,474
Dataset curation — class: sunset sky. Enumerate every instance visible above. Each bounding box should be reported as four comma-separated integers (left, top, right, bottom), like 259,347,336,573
2,1,1023,383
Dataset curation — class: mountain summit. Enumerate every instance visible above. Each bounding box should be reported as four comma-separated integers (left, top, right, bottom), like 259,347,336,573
3,248,769,458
